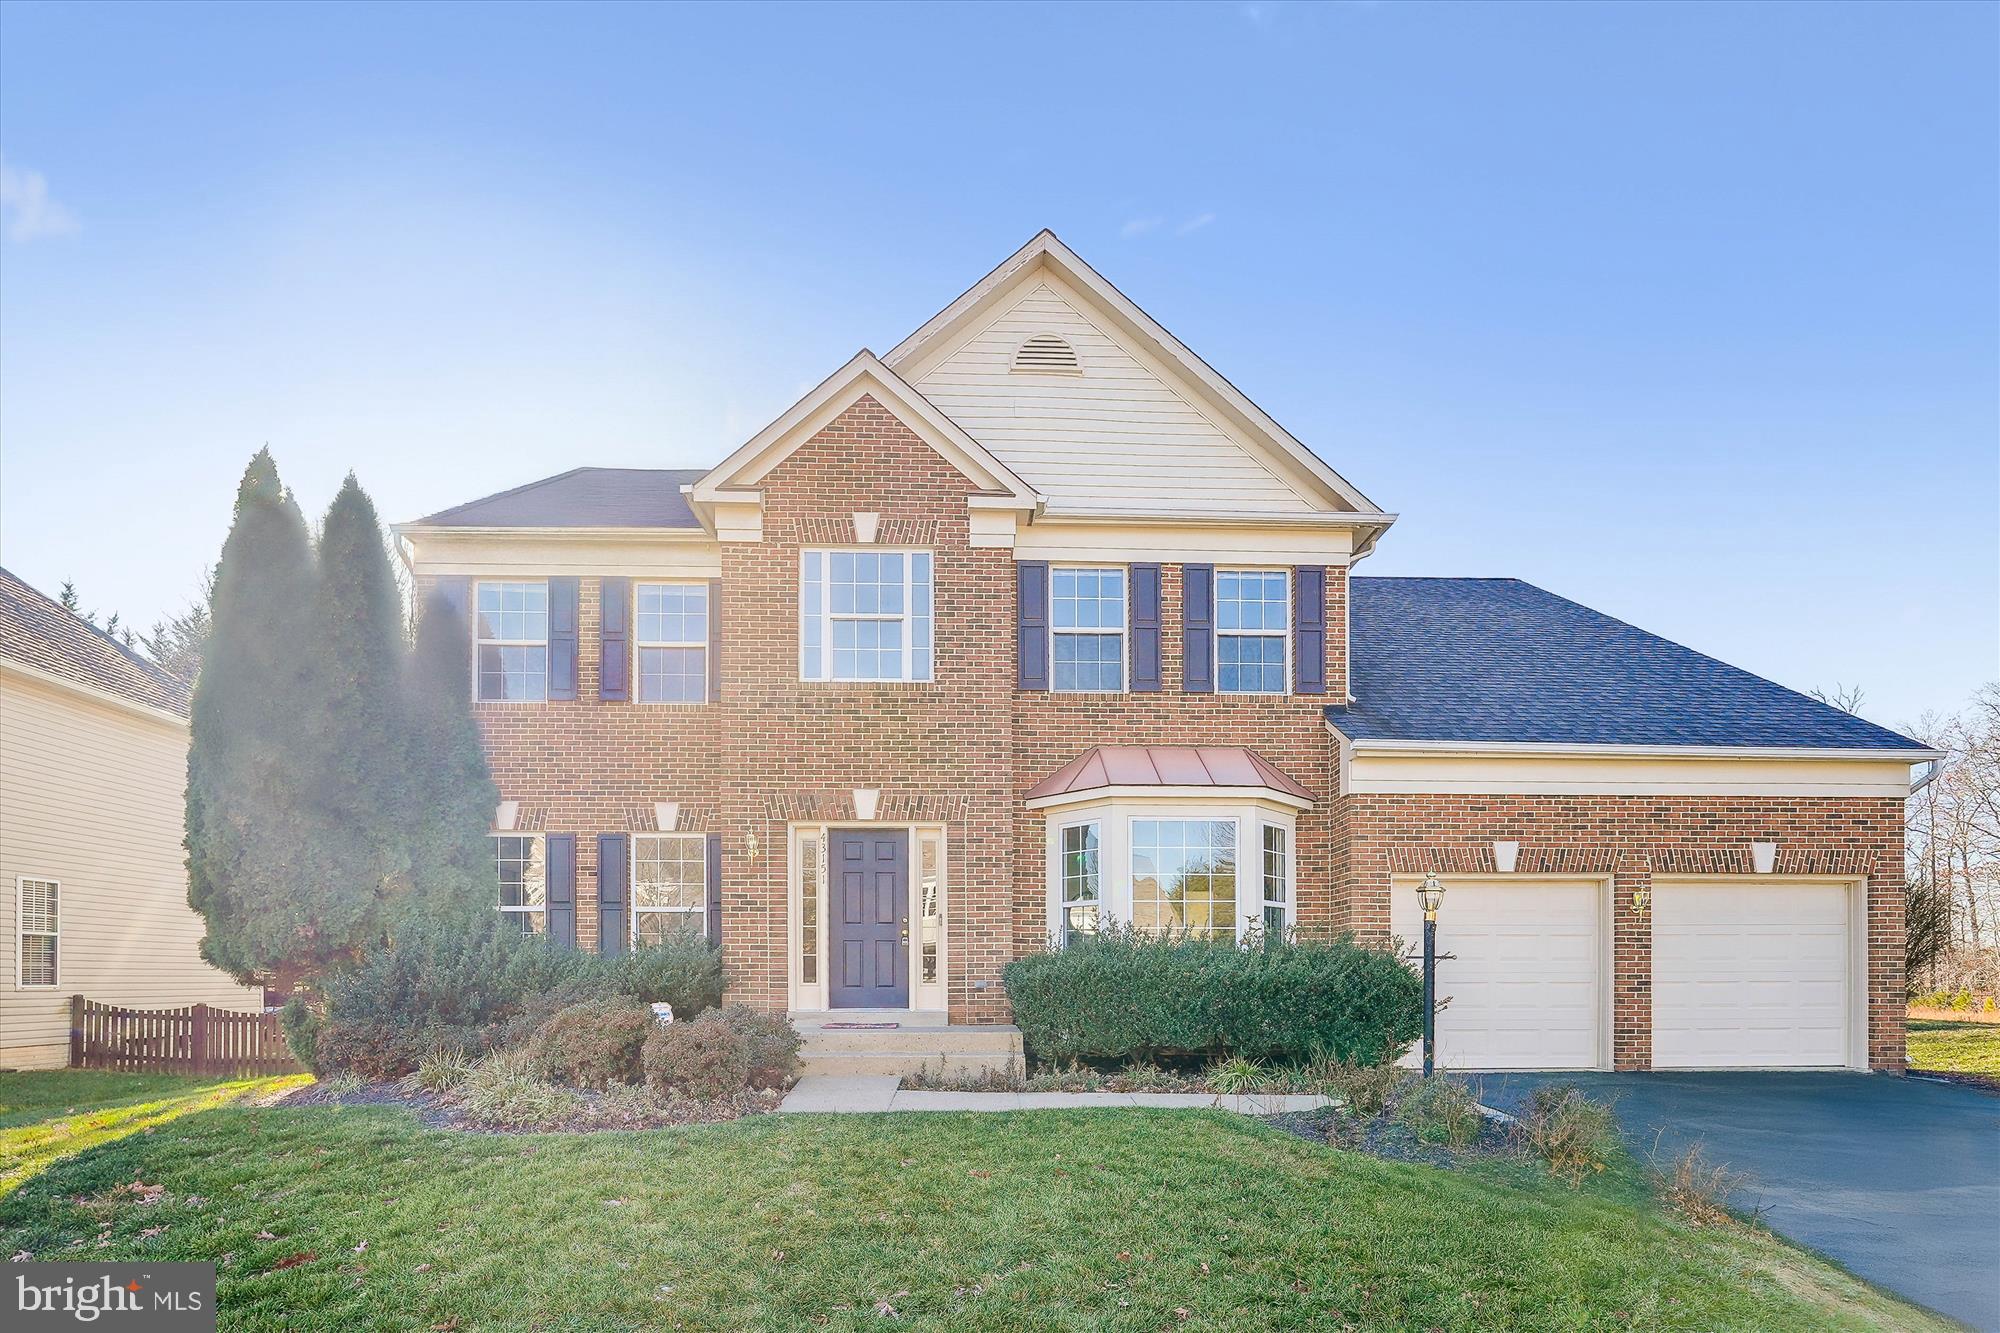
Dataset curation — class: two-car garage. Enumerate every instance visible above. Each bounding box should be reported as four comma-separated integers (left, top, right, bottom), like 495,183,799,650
1390,876,1863,1072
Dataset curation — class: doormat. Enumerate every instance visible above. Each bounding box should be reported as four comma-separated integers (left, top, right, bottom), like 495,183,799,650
821,1022,899,1030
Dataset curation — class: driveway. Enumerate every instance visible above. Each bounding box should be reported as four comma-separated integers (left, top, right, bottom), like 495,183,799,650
1469,1071,2000,1331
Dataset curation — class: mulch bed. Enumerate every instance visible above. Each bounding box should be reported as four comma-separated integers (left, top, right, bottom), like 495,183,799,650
1268,1105,1517,1170
280,1080,782,1133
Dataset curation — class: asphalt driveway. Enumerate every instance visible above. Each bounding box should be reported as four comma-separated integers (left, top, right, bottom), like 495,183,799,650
1469,1071,2000,1331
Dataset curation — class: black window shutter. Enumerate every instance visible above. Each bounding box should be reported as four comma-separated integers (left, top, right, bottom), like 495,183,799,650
1017,562,1049,691
548,577,580,701
599,578,630,702
704,832,723,946
1129,563,1162,692
707,578,723,703
1293,565,1327,696
1182,564,1214,693
545,834,577,946
597,833,628,955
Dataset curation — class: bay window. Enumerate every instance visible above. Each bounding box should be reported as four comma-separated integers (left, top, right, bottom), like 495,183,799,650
1261,825,1289,939
1059,821,1102,942
1042,805,1295,946
800,550,934,682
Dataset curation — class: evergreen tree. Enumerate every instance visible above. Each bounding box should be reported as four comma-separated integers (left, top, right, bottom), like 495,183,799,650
404,587,500,918
143,568,216,684
304,475,415,934
186,450,323,986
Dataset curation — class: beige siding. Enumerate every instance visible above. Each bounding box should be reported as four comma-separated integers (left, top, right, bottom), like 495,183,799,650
913,275,1312,515
0,669,261,1068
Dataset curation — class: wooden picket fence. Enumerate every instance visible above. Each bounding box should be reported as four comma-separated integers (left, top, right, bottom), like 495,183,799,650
68,996,302,1076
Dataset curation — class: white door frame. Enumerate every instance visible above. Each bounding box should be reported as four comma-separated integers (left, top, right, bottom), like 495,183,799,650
786,821,948,1014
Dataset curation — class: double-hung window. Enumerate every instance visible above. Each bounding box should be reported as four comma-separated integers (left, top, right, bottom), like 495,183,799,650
1051,567,1125,692
16,877,58,988
1260,826,1290,939
1058,822,1102,942
1130,818,1238,939
494,835,546,934
800,550,934,682
633,834,706,945
1215,570,1288,694
636,583,708,703
476,581,549,701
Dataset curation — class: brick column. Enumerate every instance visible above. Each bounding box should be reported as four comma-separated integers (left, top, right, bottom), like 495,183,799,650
1611,858,1652,1071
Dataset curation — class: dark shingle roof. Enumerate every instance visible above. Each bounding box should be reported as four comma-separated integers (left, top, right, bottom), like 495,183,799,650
414,467,707,529
1330,577,1928,752
0,567,191,718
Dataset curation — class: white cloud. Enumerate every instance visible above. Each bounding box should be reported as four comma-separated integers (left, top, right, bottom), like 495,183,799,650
1121,216,1164,239
1176,212,1217,235
0,157,78,242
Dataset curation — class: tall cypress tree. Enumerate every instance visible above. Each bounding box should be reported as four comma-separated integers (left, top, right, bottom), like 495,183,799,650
404,586,500,920
186,450,321,986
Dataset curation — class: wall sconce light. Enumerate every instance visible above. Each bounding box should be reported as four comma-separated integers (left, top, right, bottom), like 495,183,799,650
494,800,520,832
653,801,680,833
1492,840,1520,874
1751,841,1778,875
853,787,881,821
1632,886,1650,912
746,830,761,862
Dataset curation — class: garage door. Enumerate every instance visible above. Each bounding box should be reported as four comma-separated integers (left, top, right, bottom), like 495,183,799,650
1652,880,1851,1069
1390,878,1604,1071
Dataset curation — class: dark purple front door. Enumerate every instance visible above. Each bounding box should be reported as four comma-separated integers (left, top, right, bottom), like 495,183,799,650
829,829,910,1008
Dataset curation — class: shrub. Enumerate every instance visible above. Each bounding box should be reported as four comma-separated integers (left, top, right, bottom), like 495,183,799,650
1320,1058,1411,1117
280,996,323,1073
643,1010,752,1100
1951,988,1973,1012
716,1006,802,1090
529,999,655,1089
1002,926,1423,1067
1207,1055,1266,1094
453,1047,582,1128
610,942,725,1015
1394,1076,1484,1150
413,1046,474,1092
1515,1083,1619,1185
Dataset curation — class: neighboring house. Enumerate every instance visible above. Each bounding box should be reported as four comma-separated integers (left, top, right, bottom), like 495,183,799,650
396,231,1936,1073
0,568,263,1068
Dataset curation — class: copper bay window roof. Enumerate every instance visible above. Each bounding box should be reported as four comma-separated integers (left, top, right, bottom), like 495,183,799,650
1024,746,1314,809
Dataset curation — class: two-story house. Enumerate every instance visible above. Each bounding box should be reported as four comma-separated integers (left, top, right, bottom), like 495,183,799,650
397,232,1934,1073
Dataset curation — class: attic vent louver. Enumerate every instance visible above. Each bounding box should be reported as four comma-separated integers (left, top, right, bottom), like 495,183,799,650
1012,334,1081,374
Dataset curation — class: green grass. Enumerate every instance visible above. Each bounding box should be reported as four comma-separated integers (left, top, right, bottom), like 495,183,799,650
1907,1018,2000,1077
0,1088,1946,1332
0,1069,308,1196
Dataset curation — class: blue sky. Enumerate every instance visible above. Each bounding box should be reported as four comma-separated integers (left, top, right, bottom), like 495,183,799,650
2,0,1993,728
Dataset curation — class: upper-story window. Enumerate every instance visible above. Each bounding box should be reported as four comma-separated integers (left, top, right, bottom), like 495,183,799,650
476,581,548,701
636,582,708,703
1215,570,1288,694
801,550,934,682
1051,567,1125,692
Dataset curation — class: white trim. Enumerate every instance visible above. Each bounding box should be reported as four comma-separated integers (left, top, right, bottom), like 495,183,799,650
883,230,1392,522
0,658,187,732
631,580,710,705
1025,784,1313,812
1334,733,1943,762
15,876,59,990
1214,567,1291,696
799,548,935,683
1049,564,1128,695
1052,817,1104,945
631,832,708,946
788,822,949,1014
395,525,715,542
491,832,547,932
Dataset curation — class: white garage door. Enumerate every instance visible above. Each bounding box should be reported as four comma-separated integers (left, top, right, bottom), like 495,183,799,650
1652,880,1851,1069
1390,878,1604,1071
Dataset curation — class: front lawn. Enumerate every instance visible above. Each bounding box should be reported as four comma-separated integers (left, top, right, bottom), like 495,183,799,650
1907,1018,2000,1080
0,1089,1945,1331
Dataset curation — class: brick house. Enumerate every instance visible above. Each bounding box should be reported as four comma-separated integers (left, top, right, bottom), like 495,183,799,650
396,232,1934,1073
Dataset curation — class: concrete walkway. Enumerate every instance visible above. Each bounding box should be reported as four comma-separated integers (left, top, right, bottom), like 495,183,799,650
778,1074,1331,1116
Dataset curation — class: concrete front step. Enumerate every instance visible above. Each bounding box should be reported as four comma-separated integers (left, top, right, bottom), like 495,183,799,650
798,1049,1023,1080
791,1011,1024,1080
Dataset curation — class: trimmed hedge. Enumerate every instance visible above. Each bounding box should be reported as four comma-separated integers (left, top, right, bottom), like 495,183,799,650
1003,927,1422,1066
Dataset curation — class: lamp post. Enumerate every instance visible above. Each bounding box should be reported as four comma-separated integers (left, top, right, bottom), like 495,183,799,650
1416,872,1446,1077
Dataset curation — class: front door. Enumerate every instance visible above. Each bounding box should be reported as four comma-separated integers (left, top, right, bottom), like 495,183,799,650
829,829,910,1008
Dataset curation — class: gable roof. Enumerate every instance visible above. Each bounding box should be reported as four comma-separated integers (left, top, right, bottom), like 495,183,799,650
884,230,1392,529
1330,577,1933,754
0,567,191,719
414,468,706,529
689,350,1039,508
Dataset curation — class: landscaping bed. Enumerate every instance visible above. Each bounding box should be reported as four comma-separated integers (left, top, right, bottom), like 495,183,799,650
281,1075,781,1133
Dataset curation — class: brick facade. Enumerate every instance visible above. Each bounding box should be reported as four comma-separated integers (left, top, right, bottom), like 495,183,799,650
444,393,1908,1070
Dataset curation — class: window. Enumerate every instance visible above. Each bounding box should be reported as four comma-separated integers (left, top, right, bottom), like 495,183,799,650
800,550,934,682
476,581,548,701
799,832,822,985
636,583,708,703
918,830,944,983
1215,570,1288,694
1059,822,1101,942
494,836,545,934
16,877,57,988
1261,825,1290,939
1051,567,1125,692
633,835,707,945
1131,819,1237,938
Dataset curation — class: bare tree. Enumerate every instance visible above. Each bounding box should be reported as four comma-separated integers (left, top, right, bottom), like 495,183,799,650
1905,686,2000,993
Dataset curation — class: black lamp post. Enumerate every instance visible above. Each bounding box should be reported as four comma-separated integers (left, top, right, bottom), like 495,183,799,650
1417,872,1446,1076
